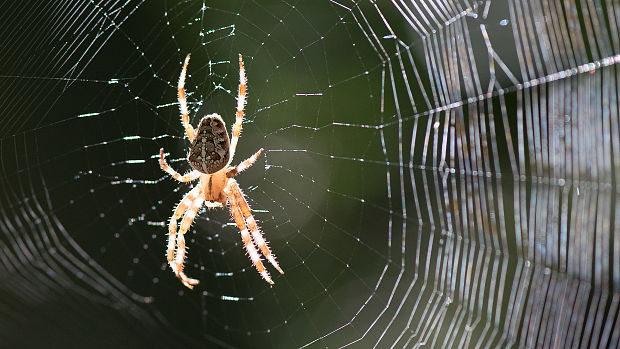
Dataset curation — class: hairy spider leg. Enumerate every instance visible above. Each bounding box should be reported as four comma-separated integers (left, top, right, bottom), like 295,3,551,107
174,232,199,289
178,54,195,142
228,54,247,163
204,201,223,209
172,193,204,289
227,148,263,178
166,185,200,266
159,149,201,182
225,180,273,284
228,180,283,275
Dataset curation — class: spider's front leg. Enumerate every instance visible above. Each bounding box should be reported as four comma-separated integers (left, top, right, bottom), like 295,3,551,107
167,185,200,263
225,179,283,284
227,191,273,284
172,192,204,289
166,185,202,289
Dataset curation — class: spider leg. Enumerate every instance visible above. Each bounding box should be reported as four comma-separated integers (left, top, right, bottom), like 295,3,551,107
160,149,201,182
229,181,283,275
174,231,199,289
167,185,201,265
226,148,263,178
227,194,273,284
178,53,196,142
228,54,247,163
204,201,223,209
225,179,283,282
172,194,204,289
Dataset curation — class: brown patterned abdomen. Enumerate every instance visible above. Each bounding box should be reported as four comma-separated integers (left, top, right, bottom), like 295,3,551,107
188,114,230,174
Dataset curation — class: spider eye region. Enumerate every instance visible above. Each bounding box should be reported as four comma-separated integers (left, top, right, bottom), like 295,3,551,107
188,114,230,174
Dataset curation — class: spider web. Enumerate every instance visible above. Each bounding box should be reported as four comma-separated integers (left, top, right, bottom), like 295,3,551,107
0,0,619,347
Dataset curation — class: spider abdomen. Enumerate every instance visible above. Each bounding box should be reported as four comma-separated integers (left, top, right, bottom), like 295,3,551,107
188,114,231,174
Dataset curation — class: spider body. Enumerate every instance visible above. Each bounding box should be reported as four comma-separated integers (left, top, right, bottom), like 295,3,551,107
159,54,283,289
188,114,230,174
199,167,228,203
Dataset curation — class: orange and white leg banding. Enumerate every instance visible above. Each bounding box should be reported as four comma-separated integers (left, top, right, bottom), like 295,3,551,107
173,232,199,289
167,185,201,263
178,54,195,141
229,54,247,161
240,227,272,284
246,215,283,274
160,149,201,183
169,189,203,289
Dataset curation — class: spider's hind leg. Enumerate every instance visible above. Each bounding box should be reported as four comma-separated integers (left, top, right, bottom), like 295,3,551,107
228,54,247,162
178,53,196,142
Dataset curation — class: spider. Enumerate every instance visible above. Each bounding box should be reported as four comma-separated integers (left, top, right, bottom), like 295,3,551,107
159,53,283,289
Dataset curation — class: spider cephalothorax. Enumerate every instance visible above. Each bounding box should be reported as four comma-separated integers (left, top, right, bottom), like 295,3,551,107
159,54,283,289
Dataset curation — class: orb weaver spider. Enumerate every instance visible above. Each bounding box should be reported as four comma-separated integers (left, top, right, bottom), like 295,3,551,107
159,54,283,289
